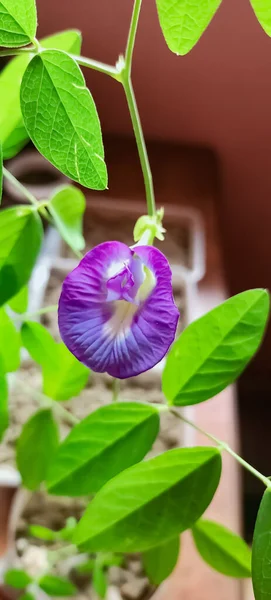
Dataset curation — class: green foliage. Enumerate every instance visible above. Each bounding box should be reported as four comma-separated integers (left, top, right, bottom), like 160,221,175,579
0,30,82,159
0,141,2,204
192,519,251,578
48,186,86,254
252,488,271,599
4,569,32,589
163,289,269,406
20,49,107,190
250,0,271,36
156,0,222,55
21,321,89,401
142,536,180,585
0,358,9,442
93,563,107,599
74,447,221,553
19,594,35,600
0,309,21,372
28,524,58,542
0,0,37,48
38,574,76,596
8,286,28,314
0,206,43,307
16,408,59,490
47,402,159,496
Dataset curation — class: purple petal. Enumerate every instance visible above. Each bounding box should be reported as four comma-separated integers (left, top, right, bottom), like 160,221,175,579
58,241,179,379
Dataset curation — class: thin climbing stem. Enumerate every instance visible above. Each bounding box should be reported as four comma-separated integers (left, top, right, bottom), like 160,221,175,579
13,304,58,321
70,54,121,80
17,379,79,426
3,167,39,207
112,378,120,402
125,0,143,76
170,408,271,489
0,47,36,58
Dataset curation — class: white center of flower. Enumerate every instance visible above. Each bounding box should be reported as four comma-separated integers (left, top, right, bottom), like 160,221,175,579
104,300,138,340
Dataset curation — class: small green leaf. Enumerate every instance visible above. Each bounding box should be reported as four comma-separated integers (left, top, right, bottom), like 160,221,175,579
192,519,251,578
47,402,159,496
74,447,221,553
163,289,269,406
39,574,76,597
8,286,28,314
0,0,37,48
0,141,2,204
0,309,21,372
21,321,89,401
143,536,180,585
93,563,107,599
0,358,8,442
21,49,107,190
0,29,82,159
0,206,43,306
4,569,32,589
28,524,58,542
252,488,271,599
48,186,86,253
76,559,95,575
156,0,222,55
250,0,271,36
16,408,59,491
19,594,35,600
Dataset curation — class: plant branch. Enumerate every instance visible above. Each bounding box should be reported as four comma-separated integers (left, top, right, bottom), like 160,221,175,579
3,167,39,207
0,46,35,58
125,0,143,76
170,408,271,488
17,379,79,426
14,304,58,321
70,54,121,80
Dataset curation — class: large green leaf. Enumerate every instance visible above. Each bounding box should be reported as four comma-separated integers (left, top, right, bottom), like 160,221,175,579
0,206,43,306
163,289,269,406
192,519,251,578
21,321,89,401
4,569,32,589
16,408,59,490
143,536,180,585
156,0,222,55
47,402,159,496
250,1,271,36
0,141,2,204
0,358,8,442
48,186,86,254
0,30,82,159
74,447,221,553
252,488,271,599
0,309,21,372
21,49,107,190
38,574,76,597
8,286,28,314
0,0,37,48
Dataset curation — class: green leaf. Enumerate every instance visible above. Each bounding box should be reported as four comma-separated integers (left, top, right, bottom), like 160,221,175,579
93,563,107,599
39,574,76,597
48,186,86,253
156,0,222,55
192,519,251,578
0,29,82,159
28,524,58,542
16,408,59,491
0,358,8,442
19,594,35,600
47,402,159,496
21,321,89,401
4,569,32,589
74,447,221,553
0,206,43,306
21,49,107,190
250,0,271,36
0,309,21,372
163,289,269,406
143,536,180,585
252,488,271,599
0,0,37,48
8,286,28,314
0,141,2,204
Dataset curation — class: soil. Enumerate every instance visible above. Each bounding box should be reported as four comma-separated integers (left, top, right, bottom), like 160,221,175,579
0,217,190,600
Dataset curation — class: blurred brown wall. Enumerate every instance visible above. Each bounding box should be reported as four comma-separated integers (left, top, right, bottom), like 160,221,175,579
36,0,271,367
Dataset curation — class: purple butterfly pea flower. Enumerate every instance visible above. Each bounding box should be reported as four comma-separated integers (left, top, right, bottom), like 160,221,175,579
58,241,179,379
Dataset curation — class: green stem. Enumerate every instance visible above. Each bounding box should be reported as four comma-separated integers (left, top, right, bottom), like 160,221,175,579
14,304,58,321
3,167,39,207
17,379,79,426
125,0,143,76
112,378,120,402
170,408,271,489
0,46,35,58
70,54,121,80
